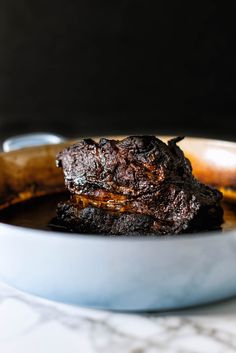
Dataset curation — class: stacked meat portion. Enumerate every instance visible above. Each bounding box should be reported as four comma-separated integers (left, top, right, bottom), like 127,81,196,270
55,136,223,235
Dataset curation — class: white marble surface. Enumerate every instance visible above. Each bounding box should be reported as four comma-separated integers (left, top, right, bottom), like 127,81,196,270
1,283,236,352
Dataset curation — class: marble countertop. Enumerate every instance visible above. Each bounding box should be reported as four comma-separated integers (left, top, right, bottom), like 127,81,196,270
1,283,236,353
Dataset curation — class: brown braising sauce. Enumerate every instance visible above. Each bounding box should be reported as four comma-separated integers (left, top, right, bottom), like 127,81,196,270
0,192,235,233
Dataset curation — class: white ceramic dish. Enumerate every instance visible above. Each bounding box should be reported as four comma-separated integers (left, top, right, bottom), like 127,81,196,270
0,134,235,311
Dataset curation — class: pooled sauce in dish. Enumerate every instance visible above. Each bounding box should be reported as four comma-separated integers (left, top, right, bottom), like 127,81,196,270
0,192,235,233
0,193,68,231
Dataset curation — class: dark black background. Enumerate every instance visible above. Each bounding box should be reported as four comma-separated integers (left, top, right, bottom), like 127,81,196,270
0,1,236,141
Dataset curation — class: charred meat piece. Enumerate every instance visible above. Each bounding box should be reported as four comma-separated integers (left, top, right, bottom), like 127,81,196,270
55,136,223,235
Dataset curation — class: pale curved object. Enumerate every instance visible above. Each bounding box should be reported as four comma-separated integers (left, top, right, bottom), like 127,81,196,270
0,135,236,311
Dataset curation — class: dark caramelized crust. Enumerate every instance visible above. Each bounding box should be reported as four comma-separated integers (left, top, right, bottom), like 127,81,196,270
56,136,193,197
56,203,154,235
55,136,223,235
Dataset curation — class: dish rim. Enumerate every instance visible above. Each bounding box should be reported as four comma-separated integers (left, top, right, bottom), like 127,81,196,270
0,217,235,241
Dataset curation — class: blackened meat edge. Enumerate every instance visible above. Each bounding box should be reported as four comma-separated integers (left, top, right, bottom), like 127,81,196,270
55,136,223,235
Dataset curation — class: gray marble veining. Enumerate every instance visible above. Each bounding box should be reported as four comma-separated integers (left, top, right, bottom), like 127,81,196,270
1,282,236,353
